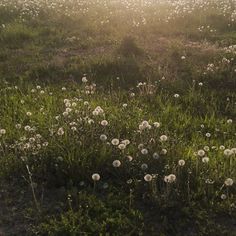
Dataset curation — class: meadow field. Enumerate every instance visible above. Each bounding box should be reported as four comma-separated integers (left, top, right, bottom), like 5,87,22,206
0,0,236,235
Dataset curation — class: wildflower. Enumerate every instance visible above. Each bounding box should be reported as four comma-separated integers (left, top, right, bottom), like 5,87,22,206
141,163,148,170
118,143,126,150
139,121,151,130
130,93,135,97
0,129,6,135
122,139,130,145
100,134,107,141
221,194,227,200
227,119,233,124
24,126,31,131
178,159,185,166
138,144,144,150
204,146,210,151
224,178,234,186
202,157,209,163
205,133,211,137
15,124,21,129
29,137,35,143
224,149,233,156
101,120,108,126
82,76,88,83
141,148,148,155
92,173,100,181
26,112,32,116
231,148,236,154
181,56,186,60
153,122,160,128
71,126,77,131
153,152,160,159
161,149,167,155
111,138,119,146
160,135,168,142
57,128,65,136
164,174,176,183
197,149,205,157
88,119,94,125
219,145,225,150
112,160,121,168
174,94,180,98
127,155,133,161
205,179,214,184
144,174,152,182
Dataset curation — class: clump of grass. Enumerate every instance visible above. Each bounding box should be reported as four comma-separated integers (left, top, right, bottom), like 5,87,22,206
118,36,144,57
0,23,36,48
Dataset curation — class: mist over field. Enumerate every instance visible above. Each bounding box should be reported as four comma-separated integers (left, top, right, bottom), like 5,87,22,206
0,1,236,235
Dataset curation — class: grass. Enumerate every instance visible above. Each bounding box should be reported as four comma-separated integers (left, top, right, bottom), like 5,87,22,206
0,0,236,235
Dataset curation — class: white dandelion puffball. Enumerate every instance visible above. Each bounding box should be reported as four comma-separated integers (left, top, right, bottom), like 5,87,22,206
164,174,176,183
118,143,126,150
153,122,160,128
161,149,167,155
141,148,148,155
178,160,185,166
26,112,32,116
82,76,88,83
15,124,21,129
174,93,180,98
205,133,211,137
202,157,209,163
160,135,168,142
224,178,234,186
221,194,227,200
181,56,186,60
224,149,233,156
101,120,108,126
153,152,160,159
144,174,153,182
141,163,148,170
0,129,6,135
122,139,130,145
130,92,135,97
197,149,205,157
111,138,119,146
71,126,77,131
227,119,233,124
127,155,133,161
92,173,100,181
112,160,121,168
231,148,236,154
57,128,65,136
219,145,225,150
100,134,107,141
